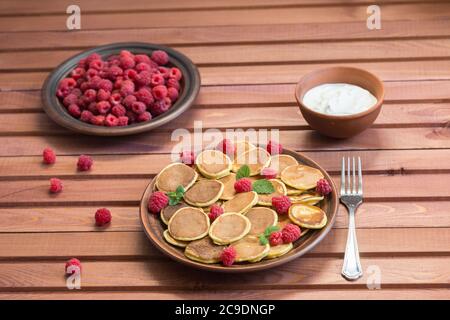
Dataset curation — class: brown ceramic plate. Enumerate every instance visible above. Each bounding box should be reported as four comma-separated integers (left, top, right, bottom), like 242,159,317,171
140,147,338,273
42,42,200,136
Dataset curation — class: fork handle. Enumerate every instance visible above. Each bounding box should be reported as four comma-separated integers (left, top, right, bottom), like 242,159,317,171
341,206,363,280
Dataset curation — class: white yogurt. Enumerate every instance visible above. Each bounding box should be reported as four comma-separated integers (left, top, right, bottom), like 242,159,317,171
302,83,377,116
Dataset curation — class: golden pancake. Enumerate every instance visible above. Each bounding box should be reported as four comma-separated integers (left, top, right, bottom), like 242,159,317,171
281,164,324,190
234,140,256,157
268,154,298,178
195,150,232,179
231,235,270,262
257,179,287,206
184,237,226,264
277,214,292,229
218,173,237,200
161,202,188,225
288,204,327,229
244,207,278,236
222,191,258,214
286,185,304,195
209,212,251,245
184,179,224,207
232,147,271,176
265,242,293,259
289,194,324,206
163,229,189,248
168,207,210,241
155,163,198,193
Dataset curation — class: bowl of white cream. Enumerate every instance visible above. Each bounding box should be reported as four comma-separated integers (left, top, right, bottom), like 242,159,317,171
295,67,384,138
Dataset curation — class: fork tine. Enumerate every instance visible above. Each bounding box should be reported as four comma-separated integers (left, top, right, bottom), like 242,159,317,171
358,157,363,195
347,157,351,194
341,157,346,195
352,157,356,194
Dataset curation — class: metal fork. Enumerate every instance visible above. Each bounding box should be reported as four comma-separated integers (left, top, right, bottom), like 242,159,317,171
340,156,363,281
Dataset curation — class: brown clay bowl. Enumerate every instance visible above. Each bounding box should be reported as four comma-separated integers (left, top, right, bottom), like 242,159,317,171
139,147,338,273
42,42,200,136
295,66,384,138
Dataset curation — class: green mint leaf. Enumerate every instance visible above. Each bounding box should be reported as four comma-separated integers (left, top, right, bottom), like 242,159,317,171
253,179,275,194
169,197,179,206
259,234,268,245
175,185,185,197
236,165,250,180
264,225,280,237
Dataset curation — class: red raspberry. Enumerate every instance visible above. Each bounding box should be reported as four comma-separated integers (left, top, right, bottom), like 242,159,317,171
98,79,113,92
135,87,154,105
120,55,135,70
43,147,56,164
137,111,152,122
107,65,123,80
111,104,126,117
267,140,283,155
261,167,277,179
316,178,332,196
85,53,101,65
126,111,137,124
83,89,97,102
71,88,82,97
272,195,291,214
71,67,85,80
158,67,170,78
79,82,90,93
49,178,63,193
77,154,93,171
152,85,168,100
88,75,102,89
179,150,195,166
134,54,151,65
269,231,283,246
169,67,182,80
65,258,82,275
149,98,171,116
208,204,224,222
68,104,81,118
120,50,133,58
59,78,77,89
216,139,235,156
281,224,301,243
167,87,179,102
122,95,137,108
97,89,111,101
151,50,169,65
123,68,138,81
88,59,104,71
90,115,105,126
96,101,111,114
166,78,180,90
63,93,78,107
109,92,122,106
77,58,87,69
105,114,119,127
131,101,146,114
220,247,236,267
119,80,135,97
117,116,129,126
114,77,124,89
80,110,93,123
136,71,152,86
95,208,112,226
234,178,252,193
148,191,169,214
135,62,152,73
150,73,165,87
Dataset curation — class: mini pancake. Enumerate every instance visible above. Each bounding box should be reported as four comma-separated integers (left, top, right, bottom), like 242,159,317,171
155,163,198,193
232,147,271,176
244,207,278,236
168,207,210,241
222,191,258,214
163,230,189,248
281,164,324,190
209,212,251,245
289,194,324,206
286,186,304,195
195,150,232,179
184,179,224,207
231,235,270,262
277,214,292,229
218,173,237,200
268,154,298,178
265,242,293,259
184,237,226,264
161,202,188,225
288,203,327,229
257,179,287,206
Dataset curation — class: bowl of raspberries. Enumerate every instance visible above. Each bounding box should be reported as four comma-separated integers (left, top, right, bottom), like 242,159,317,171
42,42,200,136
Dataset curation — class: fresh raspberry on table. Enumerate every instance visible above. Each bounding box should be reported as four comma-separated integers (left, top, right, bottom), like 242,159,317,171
80,110,93,123
63,93,79,107
107,65,123,80
148,191,169,214
96,101,111,114
136,71,152,86
90,115,105,126
85,53,101,65
131,101,146,115
65,258,82,275
122,95,137,108
179,150,195,166
98,79,113,92
216,139,235,156
59,78,77,89
166,78,180,90
117,116,129,126
137,111,152,122
88,59,104,71
71,88,82,97
105,114,119,127
158,67,170,78
71,67,85,80
77,154,93,171
234,178,252,193
109,92,122,106
267,140,283,155
169,67,182,80
220,246,236,267
96,89,111,101
150,73,165,87
114,77,124,89
261,167,277,179
149,98,171,116
42,147,56,164
123,68,138,81
95,208,112,226
88,75,102,89
111,104,126,117
68,104,81,118
126,111,137,124
135,62,152,73
167,87,179,102
49,178,63,194
135,87,154,105
208,204,224,222
151,50,169,65
281,224,301,243
134,54,151,65
152,85,168,100
119,80,135,97
316,178,332,196
120,50,133,58
120,55,135,70
269,231,283,246
83,89,97,103
272,195,291,215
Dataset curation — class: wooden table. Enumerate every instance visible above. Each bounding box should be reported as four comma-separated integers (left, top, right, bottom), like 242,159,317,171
0,0,449,300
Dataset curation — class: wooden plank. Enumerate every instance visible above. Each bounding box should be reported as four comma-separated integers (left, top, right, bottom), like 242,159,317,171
2,20,450,51
3,39,450,71
1,4,449,32
0,257,448,290
0,228,448,260
0,200,449,233
0,173,449,205
3,60,450,91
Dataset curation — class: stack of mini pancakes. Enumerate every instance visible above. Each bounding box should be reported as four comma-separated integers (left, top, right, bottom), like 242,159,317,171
151,142,329,265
